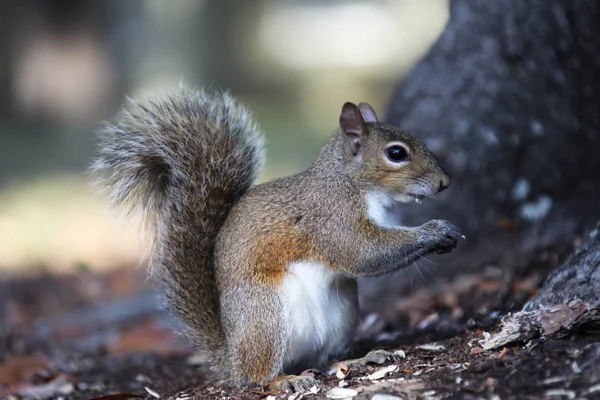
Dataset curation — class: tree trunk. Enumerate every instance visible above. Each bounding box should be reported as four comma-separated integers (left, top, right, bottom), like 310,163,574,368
362,0,600,307
525,221,600,310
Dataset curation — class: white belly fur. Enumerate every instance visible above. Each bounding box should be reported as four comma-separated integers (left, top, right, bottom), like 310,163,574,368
281,261,358,370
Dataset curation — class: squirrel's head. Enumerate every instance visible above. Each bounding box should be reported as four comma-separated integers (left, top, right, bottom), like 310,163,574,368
339,101,450,203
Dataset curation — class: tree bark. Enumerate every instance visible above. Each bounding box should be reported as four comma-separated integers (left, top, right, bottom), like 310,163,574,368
525,221,600,310
362,0,600,307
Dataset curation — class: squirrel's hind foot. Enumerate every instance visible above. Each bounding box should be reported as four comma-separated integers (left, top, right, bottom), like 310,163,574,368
268,374,318,394
342,349,403,367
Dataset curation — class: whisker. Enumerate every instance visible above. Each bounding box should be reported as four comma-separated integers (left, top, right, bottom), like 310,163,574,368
391,174,434,188
417,253,440,266
390,175,433,188
422,264,440,283
413,261,427,283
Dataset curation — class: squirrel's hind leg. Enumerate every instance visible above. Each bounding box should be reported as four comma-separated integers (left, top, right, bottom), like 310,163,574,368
222,284,287,386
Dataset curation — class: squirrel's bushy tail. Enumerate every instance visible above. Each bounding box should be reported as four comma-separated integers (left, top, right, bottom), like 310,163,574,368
90,88,264,373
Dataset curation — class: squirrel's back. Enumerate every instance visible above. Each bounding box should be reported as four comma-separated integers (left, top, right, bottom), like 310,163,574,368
90,88,265,377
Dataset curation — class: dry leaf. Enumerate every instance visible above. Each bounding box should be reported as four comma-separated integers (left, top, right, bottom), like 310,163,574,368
88,394,144,400
334,362,349,379
107,321,174,355
326,387,358,398
371,394,403,400
415,343,445,351
0,355,49,385
474,280,501,292
393,350,406,358
145,386,160,398
494,348,508,359
18,375,73,399
367,365,398,381
364,379,425,393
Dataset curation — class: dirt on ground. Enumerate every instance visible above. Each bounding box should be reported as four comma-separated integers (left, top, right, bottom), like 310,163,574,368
1,248,599,400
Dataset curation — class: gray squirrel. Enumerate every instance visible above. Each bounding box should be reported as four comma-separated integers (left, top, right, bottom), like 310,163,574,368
91,88,461,390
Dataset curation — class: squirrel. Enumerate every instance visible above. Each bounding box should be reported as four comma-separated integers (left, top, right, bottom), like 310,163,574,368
90,88,462,390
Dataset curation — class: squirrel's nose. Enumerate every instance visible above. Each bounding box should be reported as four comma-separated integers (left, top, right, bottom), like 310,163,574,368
438,175,451,193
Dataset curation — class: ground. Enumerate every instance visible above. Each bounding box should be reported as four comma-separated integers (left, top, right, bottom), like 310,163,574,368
1,247,600,400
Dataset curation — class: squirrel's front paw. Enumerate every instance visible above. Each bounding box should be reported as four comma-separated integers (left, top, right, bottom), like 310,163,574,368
422,219,462,254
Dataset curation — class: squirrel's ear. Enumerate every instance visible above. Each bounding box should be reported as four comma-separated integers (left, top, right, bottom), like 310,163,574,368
358,102,379,123
339,102,367,157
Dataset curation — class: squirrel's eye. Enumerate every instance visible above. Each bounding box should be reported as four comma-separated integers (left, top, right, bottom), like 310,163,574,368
385,145,409,163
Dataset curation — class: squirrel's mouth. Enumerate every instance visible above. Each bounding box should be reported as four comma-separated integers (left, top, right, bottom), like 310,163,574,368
392,193,427,204
412,194,425,204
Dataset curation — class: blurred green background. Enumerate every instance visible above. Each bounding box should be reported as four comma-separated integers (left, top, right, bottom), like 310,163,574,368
0,0,448,272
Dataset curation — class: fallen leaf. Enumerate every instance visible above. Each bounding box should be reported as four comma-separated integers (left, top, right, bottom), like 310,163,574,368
88,394,145,400
367,365,398,380
470,347,485,355
145,386,160,398
494,348,508,359
393,350,406,358
333,362,349,379
545,389,575,399
326,387,358,398
415,343,445,351
543,376,569,385
107,321,175,355
474,280,501,293
364,379,425,393
585,384,600,395
18,375,73,399
0,355,49,385
371,394,403,400
450,363,468,372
